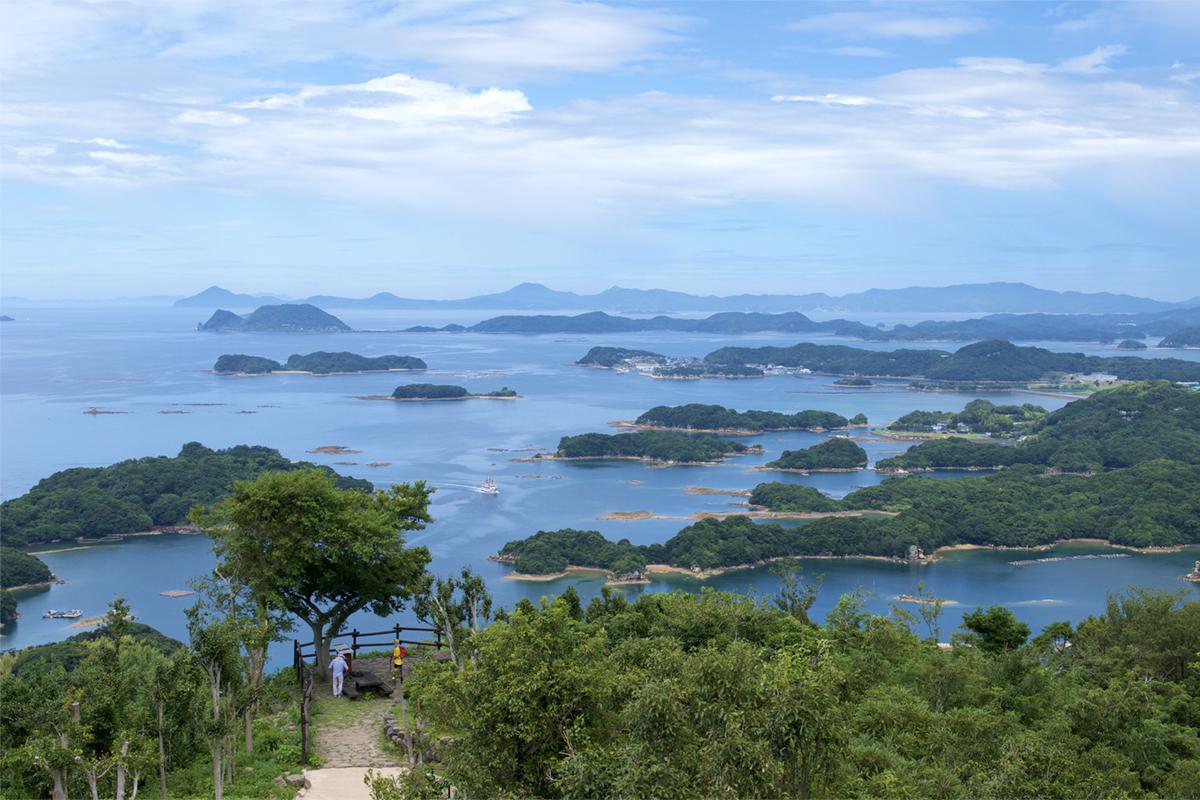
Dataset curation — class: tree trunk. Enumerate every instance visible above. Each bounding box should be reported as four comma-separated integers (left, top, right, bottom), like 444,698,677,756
244,709,254,755
211,740,223,800
309,620,330,674
210,665,224,800
115,740,129,800
87,770,100,800
130,770,140,800
49,768,66,800
156,702,167,800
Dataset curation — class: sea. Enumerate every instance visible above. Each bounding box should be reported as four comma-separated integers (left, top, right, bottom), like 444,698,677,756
2,306,1197,666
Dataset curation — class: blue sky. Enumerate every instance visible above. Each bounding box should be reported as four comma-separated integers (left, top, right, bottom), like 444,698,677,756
2,1,1198,300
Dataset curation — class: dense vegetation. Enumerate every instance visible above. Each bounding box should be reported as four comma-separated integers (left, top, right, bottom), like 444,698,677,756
888,399,1046,435
704,339,1200,382
498,529,646,577
1118,339,1148,350
212,354,282,374
391,383,469,399
654,364,764,378
880,382,1200,472
0,443,371,547
480,386,518,397
501,458,1200,576
576,346,666,367
0,548,53,589
635,404,852,432
406,586,1200,798
555,431,752,463
216,351,426,374
0,591,16,625
198,303,351,333
834,376,873,386
1159,325,1200,348
764,438,868,470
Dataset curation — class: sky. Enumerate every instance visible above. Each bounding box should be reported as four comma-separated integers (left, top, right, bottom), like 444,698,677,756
1,0,1199,301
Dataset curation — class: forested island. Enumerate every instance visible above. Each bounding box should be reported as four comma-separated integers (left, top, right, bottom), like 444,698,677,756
390,384,518,400
555,430,757,464
198,303,351,333
762,438,869,471
886,399,1045,436
412,310,877,337
214,351,427,374
630,404,861,434
702,338,1200,383
879,382,1199,472
1117,339,1148,350
577,347,667,367
1158,326,1200,348
0,443,370,547
856,306,1200,344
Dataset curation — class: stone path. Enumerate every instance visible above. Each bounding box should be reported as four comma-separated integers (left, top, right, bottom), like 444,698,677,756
302,766,406,799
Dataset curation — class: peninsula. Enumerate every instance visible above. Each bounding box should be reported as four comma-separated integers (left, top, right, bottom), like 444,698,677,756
554,430,757,464
198,303,351,333
878,382,1200,473
886,399,1045,437
1158,326,1200,348
629,404,863,434
214,351,427,375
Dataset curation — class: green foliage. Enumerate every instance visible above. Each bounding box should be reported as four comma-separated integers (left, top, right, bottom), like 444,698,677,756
0,547,53,588
748,482,840,512
213,354,282,373
888,399,1045,435
0,443,371,547
961,606,1030,654
635,403,850,431
406,587,1200,798
0,590,16,625
391,383,468,399
497,529,644,575
284,351,426,373
766,437,868,470
1118,339,1149,350
480,386,517,397
881,381,1200,471
9,621,184,677
556,430,750,463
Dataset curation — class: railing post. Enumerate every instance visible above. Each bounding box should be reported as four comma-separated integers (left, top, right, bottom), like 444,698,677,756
351,628,359,656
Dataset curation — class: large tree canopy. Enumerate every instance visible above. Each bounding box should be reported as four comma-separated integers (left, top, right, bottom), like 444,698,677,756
194,469,432,671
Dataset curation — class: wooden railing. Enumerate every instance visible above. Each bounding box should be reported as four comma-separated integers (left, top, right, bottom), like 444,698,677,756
292,624,442,764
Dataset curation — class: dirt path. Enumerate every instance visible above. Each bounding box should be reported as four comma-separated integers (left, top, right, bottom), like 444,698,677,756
303,767,405,799
308,657,400,769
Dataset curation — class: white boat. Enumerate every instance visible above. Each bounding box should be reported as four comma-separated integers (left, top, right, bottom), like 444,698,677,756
478,477,499,495
44,609,83,619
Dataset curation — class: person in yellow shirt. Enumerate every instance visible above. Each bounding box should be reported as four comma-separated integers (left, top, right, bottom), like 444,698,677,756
392,639,407,683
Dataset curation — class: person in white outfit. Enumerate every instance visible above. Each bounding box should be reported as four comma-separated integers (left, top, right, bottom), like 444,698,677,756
330,652,348,697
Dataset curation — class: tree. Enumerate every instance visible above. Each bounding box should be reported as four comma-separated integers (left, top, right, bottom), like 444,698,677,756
770,561,821,625
193,469,432,672
961,606,1030,654
414,567,494,668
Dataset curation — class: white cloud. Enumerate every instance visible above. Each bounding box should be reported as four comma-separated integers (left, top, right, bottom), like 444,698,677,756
788,12,986,39
771,93,882,107
86,137,130,149
1056,45,1128,74
236,74,531,124
175,110,248,127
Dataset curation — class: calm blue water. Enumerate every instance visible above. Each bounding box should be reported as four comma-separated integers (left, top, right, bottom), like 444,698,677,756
2,307,1197,664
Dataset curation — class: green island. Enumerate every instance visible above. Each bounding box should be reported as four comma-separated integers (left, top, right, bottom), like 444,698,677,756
886,398,1046,436
631,404,860,433
834,376,873,386
0,443,370,547
390,383,518,400
702,338,1200,383
1158,325,1200,348
654,363,765,379
198,303,351,333
576,346,667,367
763,437,869,471
214,351,427,374
878,381,1200,472
1117,339,1148,350
555,430,756,464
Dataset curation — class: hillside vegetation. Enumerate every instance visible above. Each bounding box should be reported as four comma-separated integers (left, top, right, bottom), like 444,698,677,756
880,381,1200,472
556,431,752,464
0,443,371,547
764,438,869,471
635,404,855,432
0,548,53,588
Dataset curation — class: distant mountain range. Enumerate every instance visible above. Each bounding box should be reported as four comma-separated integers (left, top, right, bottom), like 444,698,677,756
174,282,1194,314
